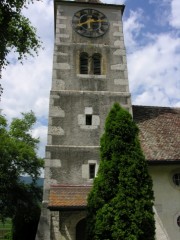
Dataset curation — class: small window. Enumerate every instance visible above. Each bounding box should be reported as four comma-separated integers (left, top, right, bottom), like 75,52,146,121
92,53,101,75
80,53,88,74
89,164,96,179
177,216,180,227
173,173,180,186
86,115,92,125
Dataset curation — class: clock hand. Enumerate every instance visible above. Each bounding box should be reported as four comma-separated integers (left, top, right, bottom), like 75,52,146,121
78,19,91,27
78,18,105,27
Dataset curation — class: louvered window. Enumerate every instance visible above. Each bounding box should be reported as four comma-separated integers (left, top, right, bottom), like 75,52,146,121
80,52,88,74
92,53,101,75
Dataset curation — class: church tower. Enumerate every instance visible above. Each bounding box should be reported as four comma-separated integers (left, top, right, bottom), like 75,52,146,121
36,0,131,239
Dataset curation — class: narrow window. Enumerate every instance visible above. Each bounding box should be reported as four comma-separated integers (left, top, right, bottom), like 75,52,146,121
86,114,92,125
92,53,101,75
177,216,180,227
80,52,88,74
89,164,96,179
173,173,180,186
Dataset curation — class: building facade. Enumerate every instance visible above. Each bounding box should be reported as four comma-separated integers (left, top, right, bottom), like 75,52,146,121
133,106,180,240
36,1,180,240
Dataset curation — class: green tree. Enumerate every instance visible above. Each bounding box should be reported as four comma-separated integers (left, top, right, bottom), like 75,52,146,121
0,0,41,70
0,111,43,221
86,103,155,240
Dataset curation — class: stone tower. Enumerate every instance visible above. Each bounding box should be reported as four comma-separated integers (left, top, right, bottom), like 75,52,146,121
36,0,131,239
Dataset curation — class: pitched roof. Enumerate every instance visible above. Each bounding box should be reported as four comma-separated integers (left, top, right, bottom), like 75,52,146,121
133,106,180,162
48,185,91,209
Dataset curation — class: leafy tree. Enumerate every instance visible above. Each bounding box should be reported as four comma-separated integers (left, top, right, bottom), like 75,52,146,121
0,0,41,71
86,103,155,240
0,111,43,221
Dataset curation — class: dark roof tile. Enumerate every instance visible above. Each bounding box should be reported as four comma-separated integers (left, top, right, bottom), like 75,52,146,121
133,106,180,161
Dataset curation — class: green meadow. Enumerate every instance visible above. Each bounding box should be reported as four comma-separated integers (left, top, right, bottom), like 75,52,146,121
0,219,12,240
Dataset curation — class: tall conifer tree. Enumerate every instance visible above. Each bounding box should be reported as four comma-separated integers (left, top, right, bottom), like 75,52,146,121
86,103,155,240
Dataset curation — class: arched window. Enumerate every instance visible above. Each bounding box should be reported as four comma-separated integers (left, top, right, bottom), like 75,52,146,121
92,53,101,75
80,52,88,74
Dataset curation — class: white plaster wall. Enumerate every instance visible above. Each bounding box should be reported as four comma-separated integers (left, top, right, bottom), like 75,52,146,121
149,165,180,240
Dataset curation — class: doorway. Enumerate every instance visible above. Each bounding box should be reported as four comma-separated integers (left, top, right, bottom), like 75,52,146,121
76,218,87,240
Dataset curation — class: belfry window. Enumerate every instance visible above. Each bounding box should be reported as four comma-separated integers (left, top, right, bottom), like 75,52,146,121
80,52,88,74
92,53,101,75
79,52,102,75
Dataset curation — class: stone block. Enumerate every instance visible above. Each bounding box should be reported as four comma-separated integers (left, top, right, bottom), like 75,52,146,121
111,64,125,70
85,107,93,115
48,126,64,135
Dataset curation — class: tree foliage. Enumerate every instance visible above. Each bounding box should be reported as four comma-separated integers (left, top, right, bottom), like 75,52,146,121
86,103,155,240
0,111,44,220
0,0,41,70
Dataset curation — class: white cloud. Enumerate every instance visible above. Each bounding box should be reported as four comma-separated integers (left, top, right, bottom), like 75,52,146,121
174,101,180,107
32,124,48,157
126,33,180,106
1,50,52,120
133,86,171,106
23,0,54,45
170,0,180,28
122,5,180,107
124,9,144,52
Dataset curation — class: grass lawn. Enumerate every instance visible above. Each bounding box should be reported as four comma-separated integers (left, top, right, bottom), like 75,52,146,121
0,219,12,240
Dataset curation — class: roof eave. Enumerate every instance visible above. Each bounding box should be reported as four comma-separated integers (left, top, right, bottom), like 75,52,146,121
148,160,180,165
48,205,87,211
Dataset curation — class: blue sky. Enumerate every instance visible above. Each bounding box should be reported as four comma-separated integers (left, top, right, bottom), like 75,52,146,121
1,0,180,158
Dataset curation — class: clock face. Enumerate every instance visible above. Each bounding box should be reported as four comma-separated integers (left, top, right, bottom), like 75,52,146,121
72,9,109,38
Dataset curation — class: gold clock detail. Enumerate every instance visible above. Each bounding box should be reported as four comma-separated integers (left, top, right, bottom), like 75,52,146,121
72,9,109,38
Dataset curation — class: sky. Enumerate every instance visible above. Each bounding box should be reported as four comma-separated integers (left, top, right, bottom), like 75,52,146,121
1,0,180,159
